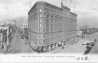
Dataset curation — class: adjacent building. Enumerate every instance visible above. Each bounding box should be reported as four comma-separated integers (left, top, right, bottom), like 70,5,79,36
28,1,77,52
0,24,17,51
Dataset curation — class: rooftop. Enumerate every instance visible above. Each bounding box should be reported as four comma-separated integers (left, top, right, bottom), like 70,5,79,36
70,12,77,16
28,1,77,16
28,1,70,14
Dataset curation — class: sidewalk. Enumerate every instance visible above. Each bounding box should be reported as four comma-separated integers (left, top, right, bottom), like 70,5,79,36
51,39,87,54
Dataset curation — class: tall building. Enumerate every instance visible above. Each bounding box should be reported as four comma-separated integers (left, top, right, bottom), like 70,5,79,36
28,1,77,52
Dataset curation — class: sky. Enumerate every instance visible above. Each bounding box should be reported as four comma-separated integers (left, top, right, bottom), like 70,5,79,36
0,0,98,27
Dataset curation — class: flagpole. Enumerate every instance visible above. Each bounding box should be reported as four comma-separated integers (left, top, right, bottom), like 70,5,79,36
60,0,62,7
60,0,64,7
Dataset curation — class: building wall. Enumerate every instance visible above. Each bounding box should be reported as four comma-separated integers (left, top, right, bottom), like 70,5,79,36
41,5,77,45
28,1,77,47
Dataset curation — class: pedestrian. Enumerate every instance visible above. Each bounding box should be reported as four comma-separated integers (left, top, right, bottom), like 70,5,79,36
50,44,54,50
61,40,65,49
58,41,62,47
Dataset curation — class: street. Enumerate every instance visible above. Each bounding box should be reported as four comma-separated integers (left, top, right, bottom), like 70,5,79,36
85,33,98,54
7,34,33,53
1,32,98,54
51,38,87,54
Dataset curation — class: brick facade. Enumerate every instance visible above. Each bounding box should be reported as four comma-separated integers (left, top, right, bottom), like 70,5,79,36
28,1,77,50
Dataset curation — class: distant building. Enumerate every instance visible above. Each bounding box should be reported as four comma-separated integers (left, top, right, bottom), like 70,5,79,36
0,26,9,51
28,1,77,52
0,24,17,51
